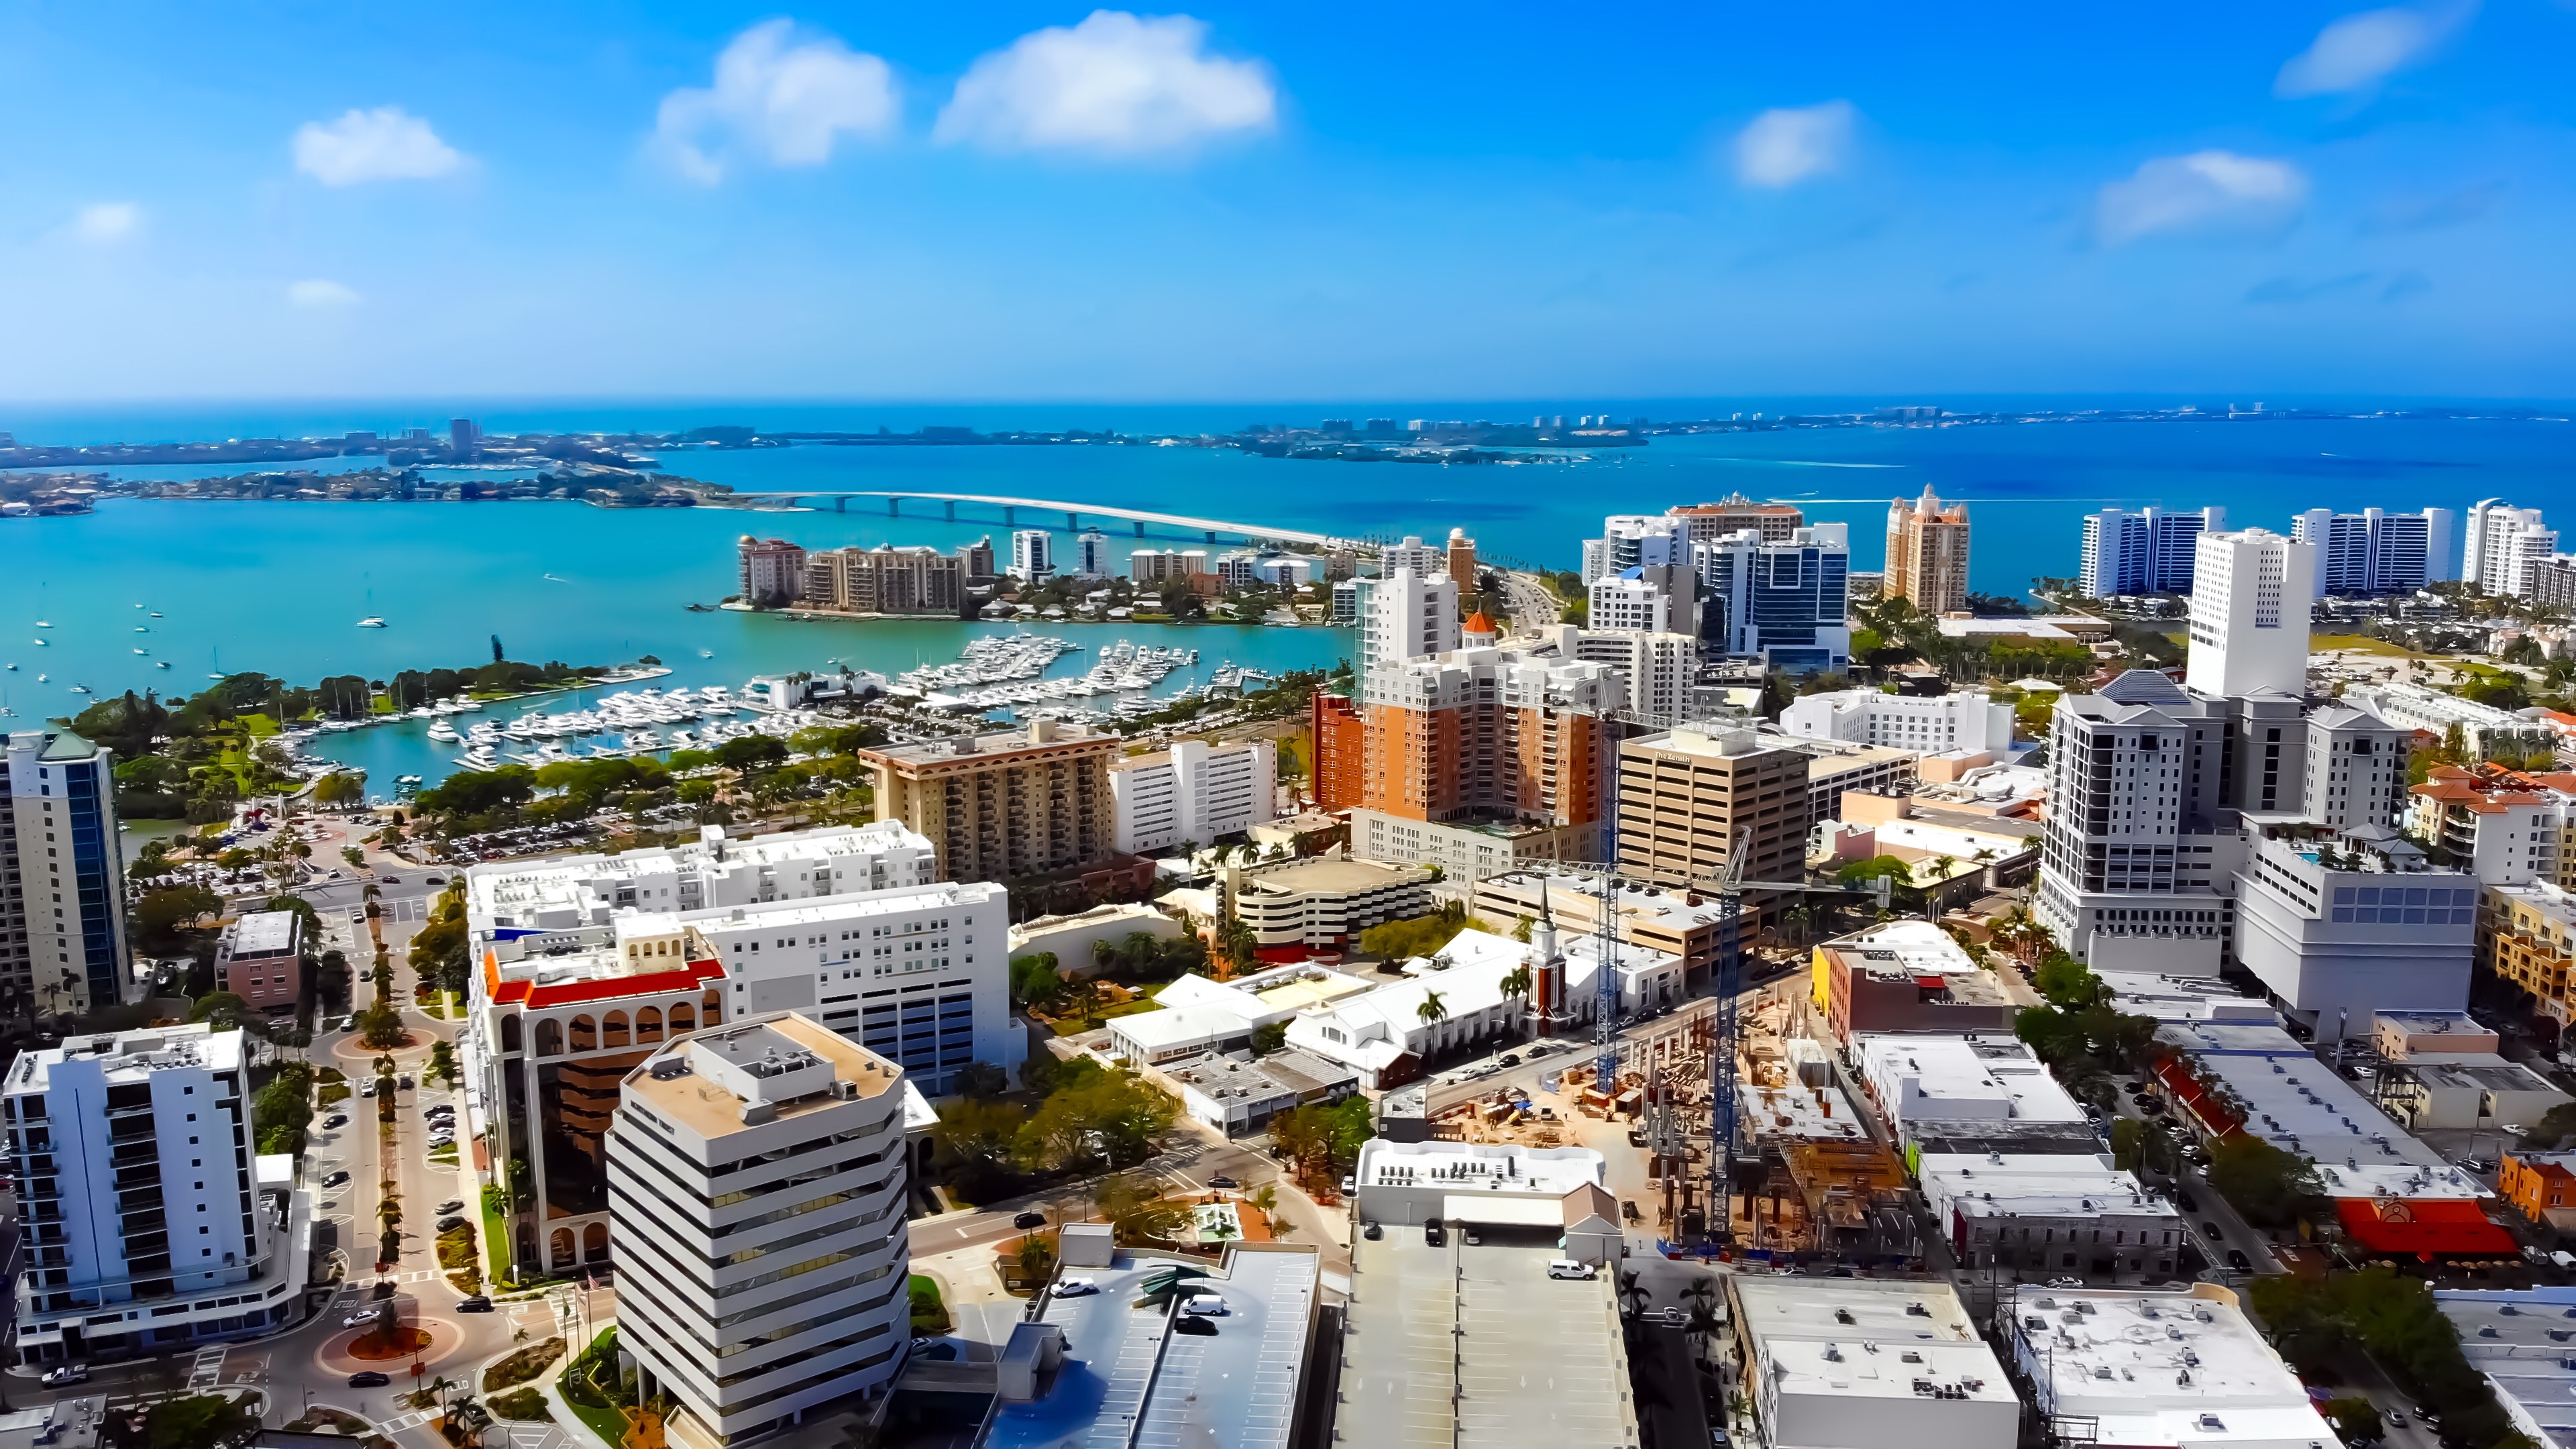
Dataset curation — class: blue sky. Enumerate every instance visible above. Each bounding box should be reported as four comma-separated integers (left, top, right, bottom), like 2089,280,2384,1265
1,2,2571,402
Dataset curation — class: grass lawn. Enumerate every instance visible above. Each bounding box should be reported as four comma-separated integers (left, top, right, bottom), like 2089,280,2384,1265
2312,633,2424,658
482,1195,512,1285
1045,997,1165,1036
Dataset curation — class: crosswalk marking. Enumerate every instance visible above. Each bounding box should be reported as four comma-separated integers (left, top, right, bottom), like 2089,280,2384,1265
184,1346,226,1391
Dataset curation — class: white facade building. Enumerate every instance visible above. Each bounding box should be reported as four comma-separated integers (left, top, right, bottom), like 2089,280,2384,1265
1108,737,1279,855
2232,818,2477,1043
1920,1156,2185,1278
7,1025,304,1365
1781,688,2017,755
2184,528,2315,699
1852,1034,2089,1150
1601,515,1687,571
610,1014,912,1445
2079,506,2222,598
1073,529,1111,579
1731,1277,2017,1449
2300,704,2413,832
1578,537,1612,585
1544,626,1701,721
2001,1285,2337,1449
1587,570,1672,633
1010,529,1053,582
2347,681,2558,760
1356,568,1460,706
2296,506,2457,596
1378,535,1448,581
2467,500,2558,599
4,729,131,1016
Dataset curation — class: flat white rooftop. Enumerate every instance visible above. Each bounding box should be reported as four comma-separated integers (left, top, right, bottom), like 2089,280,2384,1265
2439,1288,2576,1449
2156,1020,2458,1179
1356,1138,1606,1197
1733,1277,2015,1407
2002,1285,2336,1449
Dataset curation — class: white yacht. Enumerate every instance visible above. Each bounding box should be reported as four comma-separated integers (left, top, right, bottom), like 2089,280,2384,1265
427,721,462,744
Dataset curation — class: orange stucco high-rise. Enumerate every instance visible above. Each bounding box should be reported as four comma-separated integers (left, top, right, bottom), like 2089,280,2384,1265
1354,649,1620,832
1309,691,1366,812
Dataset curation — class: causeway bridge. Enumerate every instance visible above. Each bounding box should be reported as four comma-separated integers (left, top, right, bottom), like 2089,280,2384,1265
763,490,1362,549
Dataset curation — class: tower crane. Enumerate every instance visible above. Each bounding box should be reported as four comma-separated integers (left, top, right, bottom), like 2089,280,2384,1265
1698,828,1894,1240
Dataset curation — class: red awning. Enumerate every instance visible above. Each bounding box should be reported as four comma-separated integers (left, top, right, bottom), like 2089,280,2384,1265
2334,1198,2518,1256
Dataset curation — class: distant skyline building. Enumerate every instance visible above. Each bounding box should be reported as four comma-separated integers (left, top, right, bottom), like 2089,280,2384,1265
1445,527,1478,592
2466,499,2557,598
1587,569,1673,633
1378,535,1448,580
1666,494,1805,545
1009,528,1053,582
1884,486,1970,614
2186,527,2315,698
5,729,131,1016
448,417,480,456
736,535,807,607
2294,506,2455,597
2078,506,2224,597
1695,523,1851,674
1074,529,1111,579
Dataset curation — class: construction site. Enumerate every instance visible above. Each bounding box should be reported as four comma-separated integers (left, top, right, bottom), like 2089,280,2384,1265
1407,983,1921,1264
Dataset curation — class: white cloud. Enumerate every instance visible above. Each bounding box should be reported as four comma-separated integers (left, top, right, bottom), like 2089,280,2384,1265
287,278,361,309
1731,101,1858,189
71,203,140,244
653,19,900,184
934,11,1275,156
293,107,465,185
2094,150,2308,245
2275,3,2473,97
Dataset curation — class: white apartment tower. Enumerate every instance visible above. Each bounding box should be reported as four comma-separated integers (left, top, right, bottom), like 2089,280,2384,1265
2466,500,2557,599
1378,535,1448,580
2078,506,2223,598
2294,507,2457,597
2302,706,2413,833
2035,672,2241,969
3,729,131,1016
1587,570,1674,633
2184,527,2314,700
1780,688,2017,755
1074,529,1112,579
1010,529,1053,582
7,1025,302,1365
1357,568,1460,705
1109,737,1280,855
610,1014,912,1444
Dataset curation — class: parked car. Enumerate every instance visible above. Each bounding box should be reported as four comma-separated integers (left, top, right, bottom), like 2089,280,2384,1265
1646,1306,1688,1328
1181,1293,1230,1317
1499,1054,1521,1068
321,1170,350,1189
2174,1189,2197,1213
322,1114,347,1130
1426,1218,1446,1247
909,1338,959,1361
435,1199,465,1215
1053,1277,1099,1297
398,1076,415,1091
1464,1229,1483,1246
1011,1211,1048,1231
436,1216,468,1233
2202,1221,2223,1238
1341,1175,1357,1195
1174,1316,1219,1336
40,1366,87,1387
2227,1250,2253,1271
1364,1222,1383,1240
1548,1258,1597,1280
347,1371,390,1388
342,1310,382,1328
2047,1277,2083,1289
1208,1174,1238,1189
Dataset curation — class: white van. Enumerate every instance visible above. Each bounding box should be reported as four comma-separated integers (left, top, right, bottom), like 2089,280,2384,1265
1181,1293,1230,1317
1547,1258,1597,1281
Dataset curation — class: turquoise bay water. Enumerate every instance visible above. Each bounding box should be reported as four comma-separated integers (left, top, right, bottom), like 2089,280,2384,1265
0,413,2567,785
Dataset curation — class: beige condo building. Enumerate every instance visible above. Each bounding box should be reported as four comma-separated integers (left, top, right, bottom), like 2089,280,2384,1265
1886,486,1971,614
857,720,1119,883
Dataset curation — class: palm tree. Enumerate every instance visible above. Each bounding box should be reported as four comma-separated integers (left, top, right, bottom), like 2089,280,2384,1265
1416,990,1448,1030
